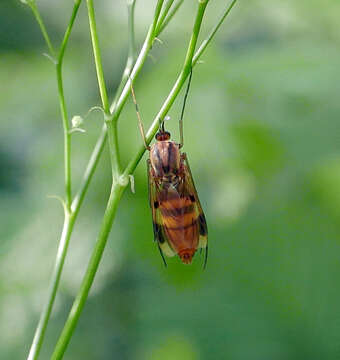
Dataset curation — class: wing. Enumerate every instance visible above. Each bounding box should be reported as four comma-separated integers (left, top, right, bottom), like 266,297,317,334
147,160,176,265
181,153,208,267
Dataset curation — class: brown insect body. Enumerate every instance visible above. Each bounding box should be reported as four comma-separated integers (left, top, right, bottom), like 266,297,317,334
129,68,207,266
148,129,208,266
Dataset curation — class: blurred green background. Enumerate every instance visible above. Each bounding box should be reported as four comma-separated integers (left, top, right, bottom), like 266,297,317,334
1,0,340,359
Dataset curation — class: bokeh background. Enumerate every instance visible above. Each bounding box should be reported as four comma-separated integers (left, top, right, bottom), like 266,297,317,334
1,0,340,359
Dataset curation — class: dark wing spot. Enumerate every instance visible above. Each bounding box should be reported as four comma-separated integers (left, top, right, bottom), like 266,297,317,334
154,201,159,209
189,195,196,202
153,222,165,243
198,214,208,236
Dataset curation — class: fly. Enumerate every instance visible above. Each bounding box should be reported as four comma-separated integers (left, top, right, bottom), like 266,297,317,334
130,70,208,267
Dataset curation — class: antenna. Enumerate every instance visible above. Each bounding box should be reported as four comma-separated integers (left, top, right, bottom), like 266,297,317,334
179,68,193,148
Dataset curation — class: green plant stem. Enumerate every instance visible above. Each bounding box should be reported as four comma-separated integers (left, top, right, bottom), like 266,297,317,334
28,215,74,360
154,0,175,34
57,0,83,209
111,0,136,112
109,0,165,116
86,0,121,179
71,124,107,214
106,119,121,178
126,0,137,62
28,1,56,58
86,0,110,113
56,67,72,209
192,0,238,65
51,184,125,360
155,0,184,36
27,2,82,360
59,0,82,62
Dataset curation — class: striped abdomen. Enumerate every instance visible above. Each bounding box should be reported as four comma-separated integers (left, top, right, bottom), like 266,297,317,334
159,189,199,264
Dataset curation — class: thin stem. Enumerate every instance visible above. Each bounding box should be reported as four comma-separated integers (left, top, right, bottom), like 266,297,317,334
155,0,184,36
106,119,121,178
124,0,210,176
86,0,120,178
108,0,165,117
127,0,137,61
51,184,125,360
86,0,110,113
55,66,72,209
57,0,83,210
71,124,107,215
154,0,175,35
193,0,238,65
111,0,137,112
27,215,74,360
27,1,56,58
59,0,82,63
27,2,83,359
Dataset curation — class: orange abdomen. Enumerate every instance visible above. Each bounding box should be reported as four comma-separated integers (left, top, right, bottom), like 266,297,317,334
160,196,199,264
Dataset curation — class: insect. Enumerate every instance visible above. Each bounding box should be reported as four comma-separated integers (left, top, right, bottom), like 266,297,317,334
130,70,208,267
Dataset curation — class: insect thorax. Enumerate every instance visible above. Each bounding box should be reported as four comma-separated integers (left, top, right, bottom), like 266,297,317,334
150,140,181,178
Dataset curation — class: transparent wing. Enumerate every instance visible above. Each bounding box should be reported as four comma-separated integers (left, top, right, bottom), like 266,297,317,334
181,153,208,267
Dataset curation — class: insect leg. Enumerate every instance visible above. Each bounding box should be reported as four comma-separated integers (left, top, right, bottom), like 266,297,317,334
129,78,150,151
157,243,167,267
179,68,193,148
203,245,208,270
